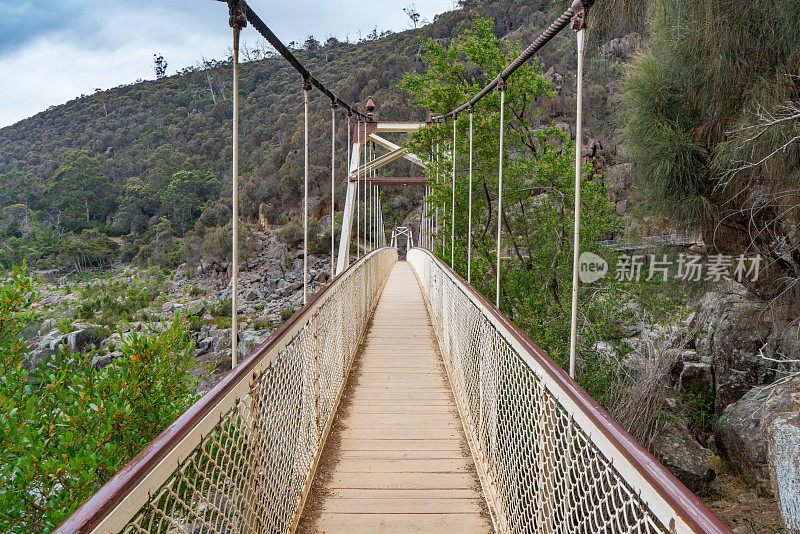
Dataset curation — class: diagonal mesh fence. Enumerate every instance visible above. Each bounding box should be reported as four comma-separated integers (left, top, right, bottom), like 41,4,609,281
60,248,396,534
407,248,729,534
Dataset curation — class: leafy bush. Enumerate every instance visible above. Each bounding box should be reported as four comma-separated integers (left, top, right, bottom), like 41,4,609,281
277,221,303,249
281,305,296,322
201,222,255,263
0,267,198,532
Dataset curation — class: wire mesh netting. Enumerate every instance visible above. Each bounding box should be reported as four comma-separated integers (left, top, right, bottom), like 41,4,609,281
407,249,669,534
115,249,396,533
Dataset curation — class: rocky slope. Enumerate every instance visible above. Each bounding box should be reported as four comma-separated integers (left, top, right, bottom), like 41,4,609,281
25,226,333,395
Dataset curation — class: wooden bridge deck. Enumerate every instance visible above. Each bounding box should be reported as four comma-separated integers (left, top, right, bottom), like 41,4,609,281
297,261,493,533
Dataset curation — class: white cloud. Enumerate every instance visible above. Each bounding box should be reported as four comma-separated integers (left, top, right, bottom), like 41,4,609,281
0,0,454,128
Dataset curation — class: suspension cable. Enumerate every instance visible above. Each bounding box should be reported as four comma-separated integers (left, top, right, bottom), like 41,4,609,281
568,27,586,379
467,107,474,284
229,2,245,368
433,0,592,120
451,116,457,267
495,82,506,307
228,1,365,118
303,78,311,305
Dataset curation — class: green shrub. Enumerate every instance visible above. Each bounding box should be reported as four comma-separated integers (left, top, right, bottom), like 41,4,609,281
281,305,296,322
680,387,717,438
209,298,232,319
0,266,198,532
277,221,303,249
86,325,110,345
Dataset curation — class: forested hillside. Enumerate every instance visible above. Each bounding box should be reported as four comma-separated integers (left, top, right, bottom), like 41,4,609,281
0,0,627,271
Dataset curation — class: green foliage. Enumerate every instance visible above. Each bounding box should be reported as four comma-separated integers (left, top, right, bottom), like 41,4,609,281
45,151,113,233
402,16,614,361
400,16,693,416
200,222,256,264
75,275,163,325
277,220,303,249
0,267,198,532
209,298,232,319
58,229,118,272
622,0,800,299
680,386,717,437
280,305,296,322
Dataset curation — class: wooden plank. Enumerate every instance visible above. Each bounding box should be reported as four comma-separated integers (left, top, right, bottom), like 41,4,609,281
296,262,493,534
347,405,456,414
336,450,467,460
304,513,491,533
331,458,473,473
326,472,479,490
337,428,462,439
323,488,481,499
314,498,484,514
337,438,464,451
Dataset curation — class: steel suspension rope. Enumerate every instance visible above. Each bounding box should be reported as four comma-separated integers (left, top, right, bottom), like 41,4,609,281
495,81,506,307
433,0,592,121
467,107,474,284
222,0,365,119
230,4,245,368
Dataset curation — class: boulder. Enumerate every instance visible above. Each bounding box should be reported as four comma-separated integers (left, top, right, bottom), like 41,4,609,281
607,163,632,199
196,337,215,355
768,404,800,532
35,269,61,282
652,418,718,495
186,300,205,316
716,378,800,494
27,328,91,369
92,353,113,370
174,263,188,280
599,32,642,61
280,281,303,295
691,288,778,414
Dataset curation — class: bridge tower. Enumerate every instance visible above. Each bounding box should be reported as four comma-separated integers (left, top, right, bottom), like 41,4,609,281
335,98,429,274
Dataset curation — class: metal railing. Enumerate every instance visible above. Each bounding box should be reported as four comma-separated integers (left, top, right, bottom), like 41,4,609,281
57,247,397,534
407,248,732,534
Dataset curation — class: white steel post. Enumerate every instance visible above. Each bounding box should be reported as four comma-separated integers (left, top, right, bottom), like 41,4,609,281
331,104,336,276
303,79,311,305
451,116,457,267
495,82,506,308
467,107,474,284
230,21,241,368
569,28,586,379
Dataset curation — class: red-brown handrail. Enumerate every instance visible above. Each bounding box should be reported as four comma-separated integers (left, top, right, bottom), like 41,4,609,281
56,249,387,534
410,248,733,534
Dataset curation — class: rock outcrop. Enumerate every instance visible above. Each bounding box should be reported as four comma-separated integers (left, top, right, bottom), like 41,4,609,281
716,378,800,494
652,418,719,494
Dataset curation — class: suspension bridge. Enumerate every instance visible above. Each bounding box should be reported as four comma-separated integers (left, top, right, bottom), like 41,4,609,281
56,1,734,533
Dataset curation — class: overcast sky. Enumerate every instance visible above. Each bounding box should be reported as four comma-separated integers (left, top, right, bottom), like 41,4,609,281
0,0,454,128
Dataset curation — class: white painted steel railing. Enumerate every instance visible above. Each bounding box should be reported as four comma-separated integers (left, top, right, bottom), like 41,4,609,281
407,248,732,534
57,248,397,534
